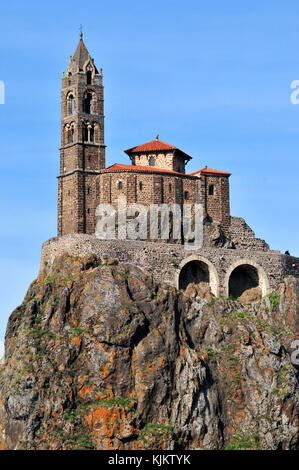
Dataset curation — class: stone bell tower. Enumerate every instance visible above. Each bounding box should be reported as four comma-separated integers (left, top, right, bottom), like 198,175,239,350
57,33,105,235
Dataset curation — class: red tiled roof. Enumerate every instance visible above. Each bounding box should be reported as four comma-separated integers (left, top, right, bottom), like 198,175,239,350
188,167,232,176
102,163,190,176
124,139,192,160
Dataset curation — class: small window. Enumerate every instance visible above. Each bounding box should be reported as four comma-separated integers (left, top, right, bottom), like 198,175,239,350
208,184,214,196
83,93,92,114
90,126,94,142
169,183,172,192
67,126,74,144
67,94,75,115
149,156,155,166
87,187,90,195
84,125,89,141
87,208,90,214
118,181,123,190
184,191,189,200
87,71,92,85
139,181,143,190
68,190,71,196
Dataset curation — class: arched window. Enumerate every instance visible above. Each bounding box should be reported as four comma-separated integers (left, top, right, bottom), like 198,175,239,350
184,191,189,200
208,184,214,196
87,71,92,85
139,181,143,190
169,183,172,192
149,156,155,166
83,92,92,114
66,93,75,115
118,181,123,190
66,124,75,144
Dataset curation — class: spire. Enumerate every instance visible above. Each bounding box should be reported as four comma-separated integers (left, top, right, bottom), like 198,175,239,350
72,33,90,71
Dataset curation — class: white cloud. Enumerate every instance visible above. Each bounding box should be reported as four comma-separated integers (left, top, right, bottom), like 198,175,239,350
0,339,4,359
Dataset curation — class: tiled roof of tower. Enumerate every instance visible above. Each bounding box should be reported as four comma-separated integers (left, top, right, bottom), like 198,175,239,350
102,163,194,176
124,139,192,160
188,167,232,176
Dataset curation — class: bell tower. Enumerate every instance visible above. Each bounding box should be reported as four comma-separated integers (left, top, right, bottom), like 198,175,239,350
58,33,105,235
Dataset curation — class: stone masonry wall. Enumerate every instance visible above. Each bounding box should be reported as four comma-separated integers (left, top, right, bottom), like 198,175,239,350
40,234,299,297
229,217,270,251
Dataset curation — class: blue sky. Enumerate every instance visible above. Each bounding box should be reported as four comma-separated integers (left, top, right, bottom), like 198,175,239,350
0,0,299,342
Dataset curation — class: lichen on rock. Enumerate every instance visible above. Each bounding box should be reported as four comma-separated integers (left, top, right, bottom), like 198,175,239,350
0,254,298,450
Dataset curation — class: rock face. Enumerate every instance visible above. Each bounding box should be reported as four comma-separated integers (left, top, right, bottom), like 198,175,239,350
237,286,262,304
0,254,298,450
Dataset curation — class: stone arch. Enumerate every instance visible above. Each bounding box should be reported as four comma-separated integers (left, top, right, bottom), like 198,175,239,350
65,122,75,144
83,90,94,114
224,258,270,298
175,255,219,296
66,91,75,115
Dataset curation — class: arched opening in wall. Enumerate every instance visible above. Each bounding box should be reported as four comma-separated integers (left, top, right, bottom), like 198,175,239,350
87,71,92,85
66,94,75,115
66,124,74,144
208,184,214,196
149,156,155,166
178,260,209,290
83,93,92,114
228,264,259,299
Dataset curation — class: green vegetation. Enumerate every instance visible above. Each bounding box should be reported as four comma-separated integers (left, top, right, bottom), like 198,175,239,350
229,311,254,320
55,408,95,450
23,327,55,340
138,422,172,445
225,432,260,450
277,363,292,385
44,273,55,284
208,296,234,307
203,346,217,359
71,326,87,336
115,270,126,277
265,293,280,309
78,397,136,410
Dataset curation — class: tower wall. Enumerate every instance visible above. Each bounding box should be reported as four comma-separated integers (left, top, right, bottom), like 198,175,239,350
58,37,105,236
201,174,230,233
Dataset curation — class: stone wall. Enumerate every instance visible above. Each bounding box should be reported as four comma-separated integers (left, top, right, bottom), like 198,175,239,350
40,234,299,297
200,174,230,233
229,217,270,251
131,150,186,174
